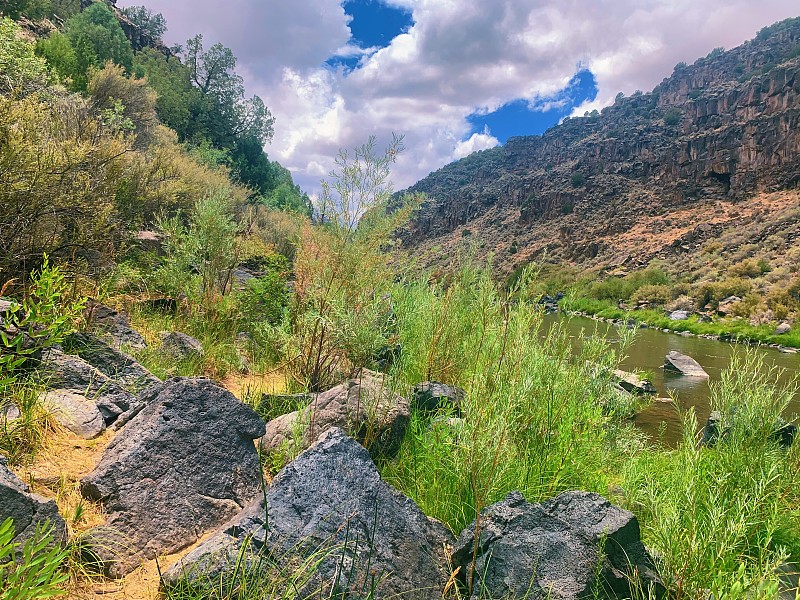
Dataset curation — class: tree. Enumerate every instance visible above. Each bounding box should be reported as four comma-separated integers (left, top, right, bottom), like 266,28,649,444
64,2,134,74
121,5,167,41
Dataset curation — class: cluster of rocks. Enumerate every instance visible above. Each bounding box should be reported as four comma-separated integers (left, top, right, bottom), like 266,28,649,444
1,308,666,597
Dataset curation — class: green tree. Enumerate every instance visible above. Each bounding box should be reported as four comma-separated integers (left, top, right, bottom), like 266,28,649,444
35,31,78,86
64,2,133,78
120,5,167,41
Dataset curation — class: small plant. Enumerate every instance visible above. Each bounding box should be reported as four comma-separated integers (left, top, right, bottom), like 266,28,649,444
0,518,69,599
570,172,586,187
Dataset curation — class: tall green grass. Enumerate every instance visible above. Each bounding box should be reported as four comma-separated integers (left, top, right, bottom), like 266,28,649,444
381,267,637,534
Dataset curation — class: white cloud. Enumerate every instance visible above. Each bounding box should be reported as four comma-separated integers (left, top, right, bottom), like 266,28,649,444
119,0,799,194
454,128,500,159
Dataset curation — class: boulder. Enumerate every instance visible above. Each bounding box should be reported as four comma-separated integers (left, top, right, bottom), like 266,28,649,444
1,402,20,423
668,310,690,321
452,491,663,599
84,301,147,350
40,389,105,439
40,346,136,424
158,331,204,362
66,332,159,393
79,377,266,578
612,369,656,395
259,370,410,459
0,456,67,547
663,351,709,378
717,296,741,316
411,381,466,415
163,428,454,599
776,322,792,335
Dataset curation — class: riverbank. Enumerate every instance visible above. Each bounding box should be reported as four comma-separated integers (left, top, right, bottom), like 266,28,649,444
562,297,800,351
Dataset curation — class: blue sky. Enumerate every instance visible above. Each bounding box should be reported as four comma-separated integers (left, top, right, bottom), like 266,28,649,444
118,0,800,192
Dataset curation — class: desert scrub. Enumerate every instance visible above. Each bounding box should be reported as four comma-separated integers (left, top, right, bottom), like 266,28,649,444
622,353,800,597
381,266,632,534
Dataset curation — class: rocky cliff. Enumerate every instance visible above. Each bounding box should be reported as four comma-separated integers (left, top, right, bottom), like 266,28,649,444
400,18,800,275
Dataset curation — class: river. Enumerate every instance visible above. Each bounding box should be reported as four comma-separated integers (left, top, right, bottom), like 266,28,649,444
544,313,800,445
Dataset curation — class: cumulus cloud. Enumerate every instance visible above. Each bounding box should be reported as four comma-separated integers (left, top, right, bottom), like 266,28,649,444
118,0,799,192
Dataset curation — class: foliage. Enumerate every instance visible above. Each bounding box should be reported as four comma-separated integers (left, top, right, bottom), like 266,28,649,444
0,0,79,21
240,254,291,327
0,17,50,96
0,518,69,599
282,136,421,390
120,5,166,41
623,354,800,596
570,171,585,187
663,107,683,126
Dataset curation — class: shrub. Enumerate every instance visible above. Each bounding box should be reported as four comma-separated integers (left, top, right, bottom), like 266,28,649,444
570,172,585,187
0,518,69,599
0,17,50,97
630,284,673,306
663,107,683,126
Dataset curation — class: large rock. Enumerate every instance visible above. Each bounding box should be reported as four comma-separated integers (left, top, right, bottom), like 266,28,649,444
411,381,466,415
260,370,410,459
776,322,792,335
717,296,741,316
158,331,204,362
663,351,709,378
452,491,663,599
40,389,105,439
163,428,454,599
0,456,67,547
85,301,146,350
668,310,690,321
67,332,159,392
40,346,136,424
79,377,266,578
612,369,657,395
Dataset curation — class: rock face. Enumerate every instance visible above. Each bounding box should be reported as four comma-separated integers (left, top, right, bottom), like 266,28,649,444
40,346,136,425
0,456,67,547
84,302,146,350
664,350,709,377
79,378,266,578
40,389,105,439
164,428,454,599
411,381,466,415
260,371,410,459
452,491,662,599
158,331,204,361
398,20,800,275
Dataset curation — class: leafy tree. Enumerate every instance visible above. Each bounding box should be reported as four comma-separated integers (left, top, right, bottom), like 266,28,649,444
64,2,133,75
0,17,50,96
120,5,167,41
35,31,78,86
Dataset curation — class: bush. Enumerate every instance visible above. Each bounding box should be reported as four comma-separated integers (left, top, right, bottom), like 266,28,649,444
663,107,683,126
630,284,673,306
0,17,50,96
570,172,585,187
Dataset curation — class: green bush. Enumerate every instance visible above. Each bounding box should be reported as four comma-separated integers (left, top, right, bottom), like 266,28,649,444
663,107,683,126
570,172,585,187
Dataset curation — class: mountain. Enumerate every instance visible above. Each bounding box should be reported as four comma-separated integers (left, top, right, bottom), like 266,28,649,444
399,18,800,278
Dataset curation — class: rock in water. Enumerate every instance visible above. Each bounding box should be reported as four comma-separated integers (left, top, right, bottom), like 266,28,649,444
663,350,709,378
163,428,454,599
40,389,105,439
0,456,67,547
612,369,657,395
260,370,410,459
79,378,266,578
452,491,663,599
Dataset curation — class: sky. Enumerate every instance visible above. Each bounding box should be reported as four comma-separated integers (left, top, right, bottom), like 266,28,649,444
117,0,800,194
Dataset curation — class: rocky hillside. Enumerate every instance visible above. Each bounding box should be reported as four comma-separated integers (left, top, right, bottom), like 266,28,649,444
400,17,800,276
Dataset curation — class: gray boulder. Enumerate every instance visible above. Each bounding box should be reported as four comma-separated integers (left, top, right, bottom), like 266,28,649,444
40,346,136,424
453,491,662,599
412,381,466,415
67,332,159,392
85,301,146,350
163,428,454,599
1,402,20,424
664,351,709,378
79,377,266,578
260,370,409,459
0,456,67,547
668,310,689,321
776,322,792,335
612,369,656,395
40,389,105,439
159,331,204,362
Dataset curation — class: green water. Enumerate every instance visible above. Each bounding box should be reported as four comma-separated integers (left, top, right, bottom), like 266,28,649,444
544,313,800,445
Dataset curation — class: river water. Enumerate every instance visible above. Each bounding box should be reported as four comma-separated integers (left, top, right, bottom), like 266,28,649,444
543,313,800,445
